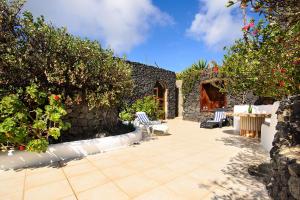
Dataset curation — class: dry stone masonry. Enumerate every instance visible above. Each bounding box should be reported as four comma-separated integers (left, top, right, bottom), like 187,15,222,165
128,61,177,119
182,69,258,122
267,95,300,200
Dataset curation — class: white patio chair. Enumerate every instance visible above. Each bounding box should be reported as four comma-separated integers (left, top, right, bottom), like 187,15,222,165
135,112,168,134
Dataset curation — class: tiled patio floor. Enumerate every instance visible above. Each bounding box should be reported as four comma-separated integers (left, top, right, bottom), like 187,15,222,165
0,118,270,200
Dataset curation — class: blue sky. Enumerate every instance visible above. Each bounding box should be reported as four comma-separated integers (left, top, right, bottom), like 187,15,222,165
24,0,249,72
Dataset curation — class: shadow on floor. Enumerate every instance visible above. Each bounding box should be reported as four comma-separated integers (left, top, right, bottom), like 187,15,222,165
198,134,270,199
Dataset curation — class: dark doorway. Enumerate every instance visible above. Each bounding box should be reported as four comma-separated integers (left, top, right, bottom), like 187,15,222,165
153,81,165,119
175,87,179,117
200,82,227,112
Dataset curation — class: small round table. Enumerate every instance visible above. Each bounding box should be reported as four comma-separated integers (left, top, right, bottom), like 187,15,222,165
239,113,270,138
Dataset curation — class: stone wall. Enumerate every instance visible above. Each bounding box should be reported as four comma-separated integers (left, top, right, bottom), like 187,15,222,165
128,61,177,119
182,69,258,122
267,95,300,200
63,103,118,140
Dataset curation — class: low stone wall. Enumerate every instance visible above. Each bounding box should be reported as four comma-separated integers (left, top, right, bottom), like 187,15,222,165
128,61,176,119
267,95,300,200
64,103,118,140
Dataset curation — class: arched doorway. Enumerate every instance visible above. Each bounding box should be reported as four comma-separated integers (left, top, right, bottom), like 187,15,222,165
200,80,227,112
153,81,166,119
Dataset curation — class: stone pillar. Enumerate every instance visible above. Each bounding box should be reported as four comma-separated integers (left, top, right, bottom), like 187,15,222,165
176,80,183,117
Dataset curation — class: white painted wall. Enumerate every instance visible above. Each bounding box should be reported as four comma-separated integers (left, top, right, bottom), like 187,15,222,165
0,128,142,170
233,104,273,131
261,101,280,151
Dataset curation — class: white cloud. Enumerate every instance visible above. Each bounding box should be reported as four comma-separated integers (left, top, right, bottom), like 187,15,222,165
23,0,173,54
186,0,242,49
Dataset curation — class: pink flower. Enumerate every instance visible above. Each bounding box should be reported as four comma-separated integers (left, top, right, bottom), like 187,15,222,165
242,25,250,31
252,29,259,36
249,22,255,28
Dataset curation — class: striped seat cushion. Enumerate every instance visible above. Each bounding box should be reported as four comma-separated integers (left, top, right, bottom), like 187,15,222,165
207,111,226,123
136,112,150,124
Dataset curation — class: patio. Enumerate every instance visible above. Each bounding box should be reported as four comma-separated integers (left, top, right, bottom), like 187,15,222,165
0,118,270,200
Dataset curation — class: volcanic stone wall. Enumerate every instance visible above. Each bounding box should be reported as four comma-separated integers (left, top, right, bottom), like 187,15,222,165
128,61,177,119
267,95,300,200
63,103,118,140
182,69,258,122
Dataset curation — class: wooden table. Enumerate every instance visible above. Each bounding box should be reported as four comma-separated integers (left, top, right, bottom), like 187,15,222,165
239,113,270,138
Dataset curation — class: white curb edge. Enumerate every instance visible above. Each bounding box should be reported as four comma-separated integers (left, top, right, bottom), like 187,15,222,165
0,127,142,170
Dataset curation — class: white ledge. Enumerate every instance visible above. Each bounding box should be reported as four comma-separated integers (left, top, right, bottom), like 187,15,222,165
0,127,142,170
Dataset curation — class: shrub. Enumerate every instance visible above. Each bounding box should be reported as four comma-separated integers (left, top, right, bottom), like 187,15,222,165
0,84,70,152
119,105,134,122
119,96,162,121
0,1,133,109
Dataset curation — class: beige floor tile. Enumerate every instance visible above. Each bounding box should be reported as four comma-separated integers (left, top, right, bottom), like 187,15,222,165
0,191,23,200
77,182,129,200
0,177,24,196
133,186,186,200
62,162,97,177
114,173,159,197
142,166,179,184
125,160,157,172
24,180,73,200
89,158,121,170
113,153,140,163
164,175,212,199
62,158,89,166
0,169,26,181
25,169,65,189
101,165,137,180
60,195,78,200
68,170,109,193
26,163,60,175
187,166,225,183
164,160,196,175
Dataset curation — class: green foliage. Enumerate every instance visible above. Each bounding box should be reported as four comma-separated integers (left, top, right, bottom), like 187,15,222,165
176,59,208,98
119,96,162,121
0,0,132,109
119,106,134,122
176,59,207,80
221,19,300,99
132,96,162,120
0,84,70,152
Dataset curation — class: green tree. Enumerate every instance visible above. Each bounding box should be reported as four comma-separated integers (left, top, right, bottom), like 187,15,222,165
0,0,133,109
221,1,300,100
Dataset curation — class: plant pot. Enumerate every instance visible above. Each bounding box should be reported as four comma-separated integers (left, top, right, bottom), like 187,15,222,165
19,145,25,151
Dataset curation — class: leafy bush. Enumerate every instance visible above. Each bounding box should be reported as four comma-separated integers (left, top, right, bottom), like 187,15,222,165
119,106,134,122
0,84,70,152
119,96,162,122
0,1,132,109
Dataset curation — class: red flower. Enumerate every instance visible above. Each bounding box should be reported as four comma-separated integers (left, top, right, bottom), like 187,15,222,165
53,95,60,101
252,29,259,36
293,59,300,65
19,145,25,151
242,25,250,31
279,80,285,87
213,66,219,73
272,68,276,74
280,68,287,73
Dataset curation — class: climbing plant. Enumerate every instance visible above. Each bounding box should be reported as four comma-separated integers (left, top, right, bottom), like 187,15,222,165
177,59,208,97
